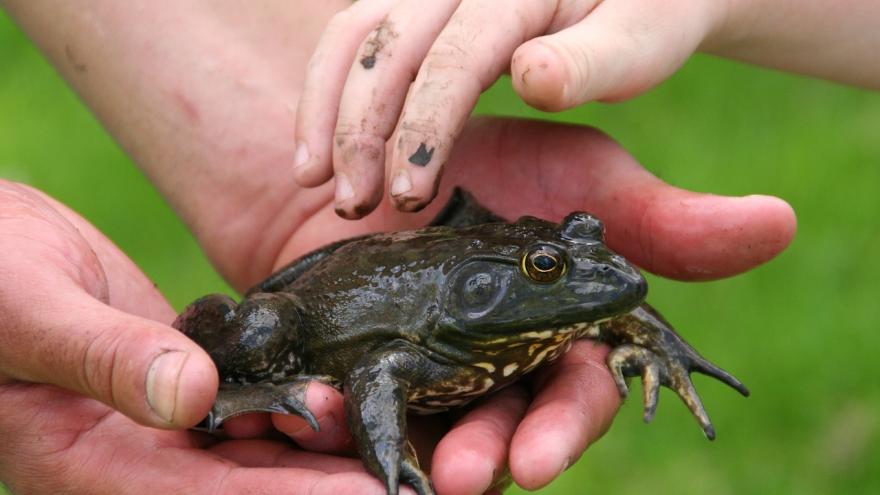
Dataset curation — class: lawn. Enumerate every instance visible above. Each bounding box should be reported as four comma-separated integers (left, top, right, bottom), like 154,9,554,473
2,10,879,495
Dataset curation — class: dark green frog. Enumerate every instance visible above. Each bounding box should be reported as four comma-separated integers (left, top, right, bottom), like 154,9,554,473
174,190,748,495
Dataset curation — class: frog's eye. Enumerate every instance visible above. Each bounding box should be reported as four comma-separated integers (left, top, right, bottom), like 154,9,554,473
522,246,566,283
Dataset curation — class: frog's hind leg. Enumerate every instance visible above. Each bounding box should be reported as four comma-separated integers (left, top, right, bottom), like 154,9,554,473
594,303,750,440
174,292,333,431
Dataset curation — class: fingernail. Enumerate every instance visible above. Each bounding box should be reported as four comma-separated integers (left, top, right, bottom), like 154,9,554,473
294,141,310,168
146,350,189,423
390,171,412,197
335,172,355,202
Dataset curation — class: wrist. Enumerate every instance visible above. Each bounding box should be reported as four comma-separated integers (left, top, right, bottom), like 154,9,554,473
698,0,759,55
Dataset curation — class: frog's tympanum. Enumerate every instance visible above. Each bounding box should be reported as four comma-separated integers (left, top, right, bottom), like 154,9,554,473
174,190,748,495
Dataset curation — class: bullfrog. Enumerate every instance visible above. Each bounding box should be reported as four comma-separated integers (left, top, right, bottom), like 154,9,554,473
174,189,748,495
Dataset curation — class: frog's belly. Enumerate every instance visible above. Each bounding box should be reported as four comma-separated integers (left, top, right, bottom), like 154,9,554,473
406,329,584,414
407,377,496,414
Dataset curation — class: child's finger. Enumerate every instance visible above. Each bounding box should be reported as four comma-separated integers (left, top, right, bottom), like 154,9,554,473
511,0,724,110
387,0,558,212
293,0,397,188
331,0,462,219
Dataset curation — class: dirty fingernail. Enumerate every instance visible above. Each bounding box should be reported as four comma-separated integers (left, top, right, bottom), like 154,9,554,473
294,141,310,168
146,350,189,423
390,172,412,197
335,173,355,202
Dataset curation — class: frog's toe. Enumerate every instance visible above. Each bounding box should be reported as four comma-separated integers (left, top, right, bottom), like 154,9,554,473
400,456,434,495
607,344,662,422
274,391,319,431
376,452,433,495
198,379,325,433
606,343,747,440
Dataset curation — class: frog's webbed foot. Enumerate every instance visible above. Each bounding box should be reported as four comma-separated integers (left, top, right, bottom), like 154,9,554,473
199,375,337,433
599,304,749,440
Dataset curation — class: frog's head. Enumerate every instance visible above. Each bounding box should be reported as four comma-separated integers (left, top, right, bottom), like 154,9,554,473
438,212,646,343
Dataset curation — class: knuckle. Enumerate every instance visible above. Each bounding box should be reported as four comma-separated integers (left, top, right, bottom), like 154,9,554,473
78,326,127,409
325,9,358,36
553,38,594,95
333,129,385,166
418,46,483,102
425,38,477,76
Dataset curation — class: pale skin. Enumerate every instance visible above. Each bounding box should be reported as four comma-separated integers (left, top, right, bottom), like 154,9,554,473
0,1,797,494
292,0,880,218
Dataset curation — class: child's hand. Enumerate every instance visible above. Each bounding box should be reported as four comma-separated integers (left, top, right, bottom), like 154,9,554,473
293,0,880,219
292,0,731,218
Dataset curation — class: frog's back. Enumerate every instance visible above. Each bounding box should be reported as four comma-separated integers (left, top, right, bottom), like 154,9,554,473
287,221,556,374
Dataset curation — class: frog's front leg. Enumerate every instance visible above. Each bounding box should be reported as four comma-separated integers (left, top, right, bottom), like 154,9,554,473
592,303,750,439
201,375,339,432
344,340,438,495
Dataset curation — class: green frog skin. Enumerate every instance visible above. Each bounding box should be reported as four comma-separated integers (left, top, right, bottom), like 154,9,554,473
174,189,749,495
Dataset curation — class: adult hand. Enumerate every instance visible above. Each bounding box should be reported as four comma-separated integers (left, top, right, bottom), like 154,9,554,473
3,1,796,494
168,116,796,495
0,182,407,494
292,0,880,218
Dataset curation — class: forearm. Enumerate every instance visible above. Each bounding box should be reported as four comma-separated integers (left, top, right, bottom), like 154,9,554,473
2,0,350,286
705,0,880,88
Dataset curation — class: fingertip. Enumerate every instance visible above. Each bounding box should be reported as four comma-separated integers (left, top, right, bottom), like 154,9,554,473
432,387,528,495
509,342,619,490
627,192,798,280
510,441,569,490
734,193,798,269
432,444,496,495
171,346,219,427
293,140,335,188
388,141,443,213
744,193,798,250
274,381,352,453
511,40,572,112
145,345,218,428
332,135,386,219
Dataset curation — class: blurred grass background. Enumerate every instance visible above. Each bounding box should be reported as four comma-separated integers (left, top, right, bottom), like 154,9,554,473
2,10,879,495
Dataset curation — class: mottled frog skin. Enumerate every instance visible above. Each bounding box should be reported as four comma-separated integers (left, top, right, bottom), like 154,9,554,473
174,190,748,495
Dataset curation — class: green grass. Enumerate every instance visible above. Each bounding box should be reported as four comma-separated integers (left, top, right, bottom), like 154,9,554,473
3,11,880,495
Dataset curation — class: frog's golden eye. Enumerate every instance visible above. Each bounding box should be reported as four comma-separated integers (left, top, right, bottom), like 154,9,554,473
522,246,566,283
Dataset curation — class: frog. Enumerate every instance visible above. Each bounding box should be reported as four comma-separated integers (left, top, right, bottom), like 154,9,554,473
173,189,749,495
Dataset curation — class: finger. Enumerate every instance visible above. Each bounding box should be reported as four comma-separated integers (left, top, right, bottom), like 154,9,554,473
0,385,392,495
220,469,394,495
511,0,724,109
509,341,620,490
441,118,797,280
223,413,274,438
209,439,365,473
0,285,217,427
272,381,354,453
387,0,558,212
331,0,462,218
294,0,398,187
431,386,529,495
0,185,217,428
